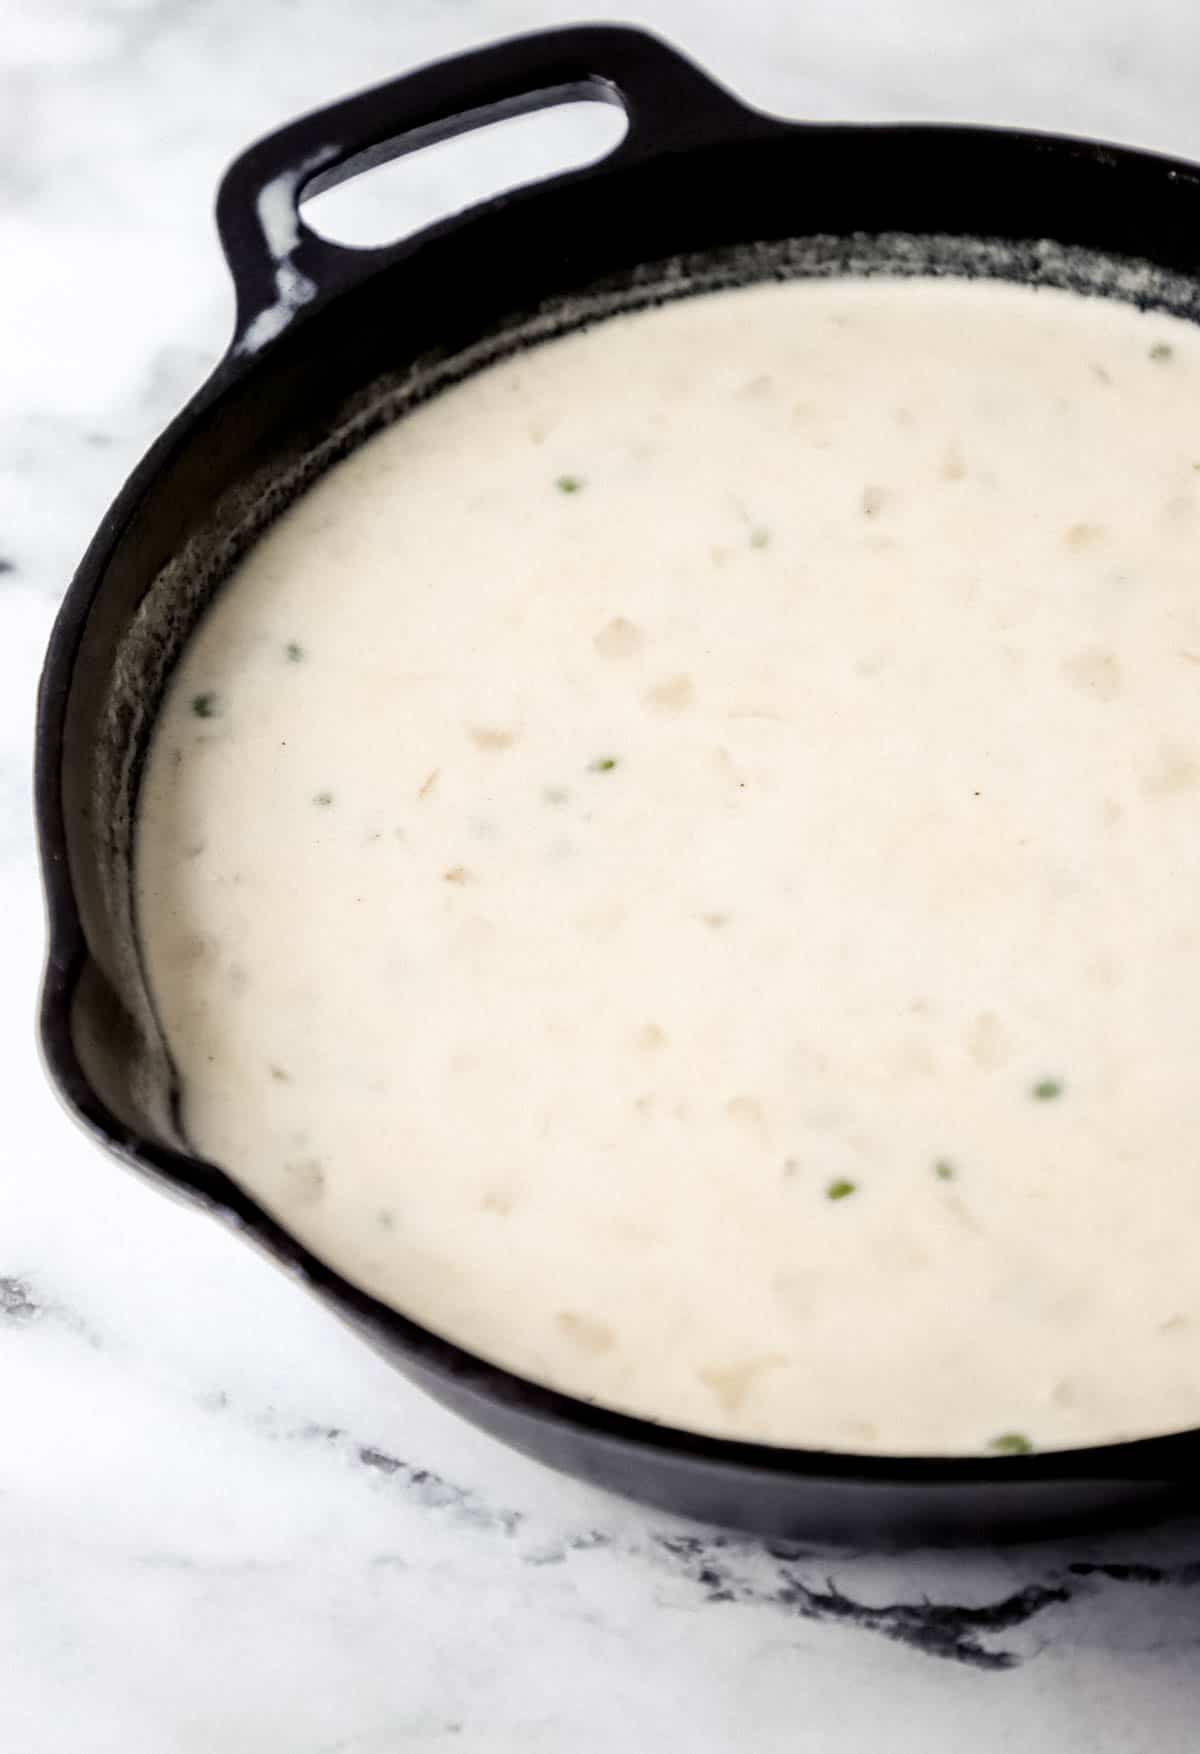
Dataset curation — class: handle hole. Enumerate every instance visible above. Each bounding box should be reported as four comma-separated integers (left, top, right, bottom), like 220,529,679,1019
299,92,628,251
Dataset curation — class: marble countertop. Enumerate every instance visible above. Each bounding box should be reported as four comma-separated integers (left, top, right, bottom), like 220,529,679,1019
7,1,1200,1748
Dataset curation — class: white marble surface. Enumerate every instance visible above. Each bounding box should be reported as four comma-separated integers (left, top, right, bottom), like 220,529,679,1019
8,2,1200,1748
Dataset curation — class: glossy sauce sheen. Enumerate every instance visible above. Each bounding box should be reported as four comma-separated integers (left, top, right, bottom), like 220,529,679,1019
137,276,1200,1455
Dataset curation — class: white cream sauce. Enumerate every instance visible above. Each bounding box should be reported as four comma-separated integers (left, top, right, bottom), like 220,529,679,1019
137,275,1200,1455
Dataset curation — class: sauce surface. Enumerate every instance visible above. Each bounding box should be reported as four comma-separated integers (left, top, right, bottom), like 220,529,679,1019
137,275,1200,1455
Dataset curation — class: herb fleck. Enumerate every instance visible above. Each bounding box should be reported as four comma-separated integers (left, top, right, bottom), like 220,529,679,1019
1031,1078,1063,1101
1150,342,1174,363
285,640,305,662
749,526,771,550
934,1159,955,1181
988,1431,1034,1456
556,474,584,494
191,692,218,718
313,790,335,808
589,756,618,773
267,1063,290,1083
826,1178,857,1201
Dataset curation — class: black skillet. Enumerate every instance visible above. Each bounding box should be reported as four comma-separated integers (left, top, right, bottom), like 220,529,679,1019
34,24,1200,1544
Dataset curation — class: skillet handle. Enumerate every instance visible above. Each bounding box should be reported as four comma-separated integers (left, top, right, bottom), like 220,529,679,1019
216,24,766,356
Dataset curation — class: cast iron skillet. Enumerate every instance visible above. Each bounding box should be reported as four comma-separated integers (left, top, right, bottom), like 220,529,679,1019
34,23,1200,1545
